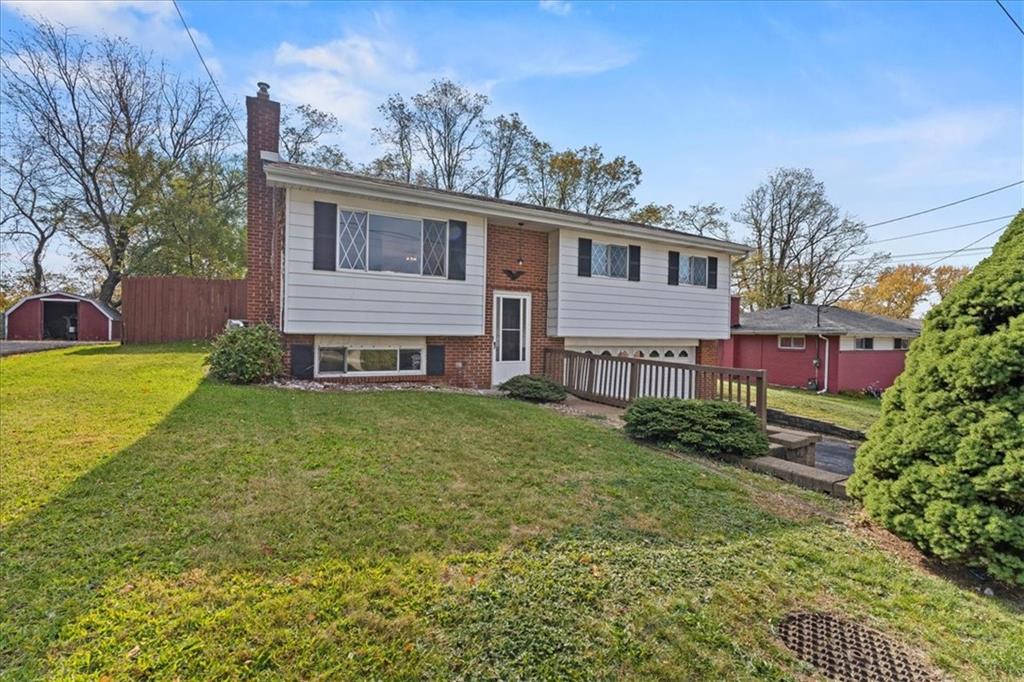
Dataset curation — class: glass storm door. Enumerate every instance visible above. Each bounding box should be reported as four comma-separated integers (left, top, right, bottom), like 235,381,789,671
492,292,531,386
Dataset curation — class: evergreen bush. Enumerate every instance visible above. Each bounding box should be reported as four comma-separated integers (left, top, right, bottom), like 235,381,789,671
624,398,769,457
499,375,567,402
207,323,284,384
848,212,1024,584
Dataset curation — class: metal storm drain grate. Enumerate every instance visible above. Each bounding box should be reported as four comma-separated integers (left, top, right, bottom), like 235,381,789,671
776,612,939,682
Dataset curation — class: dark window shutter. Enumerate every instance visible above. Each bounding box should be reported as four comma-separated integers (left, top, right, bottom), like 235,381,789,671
707,256,718,289
313,201,337,271
668,251,680,285
577,238,592,277
290,344,314,379
447,220,467,281
628,245,641,281
426,344,445,376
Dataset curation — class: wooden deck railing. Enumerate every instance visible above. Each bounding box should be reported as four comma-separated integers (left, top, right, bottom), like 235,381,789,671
543,348,767,429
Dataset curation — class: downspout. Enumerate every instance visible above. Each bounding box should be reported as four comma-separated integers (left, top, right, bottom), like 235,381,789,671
817,334,830,394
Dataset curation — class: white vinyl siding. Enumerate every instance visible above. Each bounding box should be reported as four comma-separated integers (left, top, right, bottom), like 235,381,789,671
284,189,485,336
552,229,732,339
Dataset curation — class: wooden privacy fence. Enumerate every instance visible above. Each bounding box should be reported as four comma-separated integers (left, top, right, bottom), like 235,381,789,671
543,348,767,428
122,277,246,343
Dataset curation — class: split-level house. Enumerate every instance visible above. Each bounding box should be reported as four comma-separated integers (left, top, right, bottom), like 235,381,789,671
246,83,749,386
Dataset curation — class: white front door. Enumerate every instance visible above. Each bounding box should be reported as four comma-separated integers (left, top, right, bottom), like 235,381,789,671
492,292,531,386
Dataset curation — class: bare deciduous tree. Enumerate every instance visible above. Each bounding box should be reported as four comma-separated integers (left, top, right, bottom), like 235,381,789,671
1,23,235,307
411,79,489,191
521,142,642,218
733,168,884,309
372,94,416,183
630,202,731,240
0,138,66,293
281,104,351,170
481,113,533,198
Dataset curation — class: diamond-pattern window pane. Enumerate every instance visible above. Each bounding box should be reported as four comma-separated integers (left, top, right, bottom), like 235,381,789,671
591,243,608,276
338,210,367,270
422,219,447,277
608,245,628,278
690,256,707,286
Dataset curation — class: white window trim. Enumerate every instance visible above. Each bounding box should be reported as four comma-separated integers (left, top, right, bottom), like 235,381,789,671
778,335,806,350
678,254,708,287
590,241,629,279
314,340,427,378
335,205,450,278
853,337,875,350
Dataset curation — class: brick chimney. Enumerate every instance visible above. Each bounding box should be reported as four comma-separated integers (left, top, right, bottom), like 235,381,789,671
246,81,281,325
730,295,741,327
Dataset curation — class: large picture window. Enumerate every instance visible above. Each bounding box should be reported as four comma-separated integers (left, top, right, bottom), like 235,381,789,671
591,242,628,278
317,346,424,375
336,210,449,277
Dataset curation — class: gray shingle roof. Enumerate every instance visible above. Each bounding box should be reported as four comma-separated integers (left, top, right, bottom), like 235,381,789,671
735,304,920,336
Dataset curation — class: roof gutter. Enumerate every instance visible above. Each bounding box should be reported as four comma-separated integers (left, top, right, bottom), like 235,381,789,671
263,163,751,255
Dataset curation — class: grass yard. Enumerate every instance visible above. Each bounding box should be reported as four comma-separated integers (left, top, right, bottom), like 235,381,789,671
765,386,882,432
1,346,1020,680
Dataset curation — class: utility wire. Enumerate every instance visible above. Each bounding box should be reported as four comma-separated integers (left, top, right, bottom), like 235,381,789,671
996,0,1024,36
926,224,1007,267
173,0,246,144
839,246,993,264
865,214,1014,245
864,180,1023,228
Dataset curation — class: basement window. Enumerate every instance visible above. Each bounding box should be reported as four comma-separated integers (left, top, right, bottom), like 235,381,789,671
316,346,424,376
778,335,806,350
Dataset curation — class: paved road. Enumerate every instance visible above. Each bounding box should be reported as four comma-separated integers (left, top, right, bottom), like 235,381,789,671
0,340,112,357
815,439,857,476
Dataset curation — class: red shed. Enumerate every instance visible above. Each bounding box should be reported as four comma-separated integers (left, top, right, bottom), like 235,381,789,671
3,292,122,342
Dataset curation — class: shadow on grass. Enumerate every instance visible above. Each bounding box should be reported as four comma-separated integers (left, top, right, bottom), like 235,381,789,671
2,384,1020,677
66,341,212,356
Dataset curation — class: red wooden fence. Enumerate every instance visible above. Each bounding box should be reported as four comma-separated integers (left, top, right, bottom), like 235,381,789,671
122,277,246,343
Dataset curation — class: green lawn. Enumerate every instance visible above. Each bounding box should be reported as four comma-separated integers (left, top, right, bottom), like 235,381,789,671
1,346,1020,680
766,386,882,432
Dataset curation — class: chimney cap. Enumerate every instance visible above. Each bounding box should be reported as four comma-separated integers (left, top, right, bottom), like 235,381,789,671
256,82,270,98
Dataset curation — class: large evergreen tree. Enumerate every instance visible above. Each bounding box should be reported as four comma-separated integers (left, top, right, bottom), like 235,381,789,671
848,212,1024,584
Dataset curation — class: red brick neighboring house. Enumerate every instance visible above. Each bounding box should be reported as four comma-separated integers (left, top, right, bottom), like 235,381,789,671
721,302,920,394
3,291,122,342
244,83,749,387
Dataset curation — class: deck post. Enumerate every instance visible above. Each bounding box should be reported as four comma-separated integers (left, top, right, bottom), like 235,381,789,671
756,371,768,431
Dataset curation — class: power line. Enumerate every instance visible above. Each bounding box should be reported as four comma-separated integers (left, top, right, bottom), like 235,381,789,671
996,0,1024,36
865,214,1014,245
927,223,1007,267
864,180,1023,228
840,246,993,264
172,0,246,144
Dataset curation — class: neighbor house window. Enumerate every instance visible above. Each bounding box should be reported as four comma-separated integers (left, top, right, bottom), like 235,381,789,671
679,255,708,286
778,335,806,350
336,210,448,277
894,338,910,350
854,337,874,350
591,242,628,278
317,346,424,375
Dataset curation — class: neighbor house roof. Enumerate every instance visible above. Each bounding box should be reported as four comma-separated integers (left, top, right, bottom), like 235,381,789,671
3,291,121,321
733,304,921,336
261,158,751,255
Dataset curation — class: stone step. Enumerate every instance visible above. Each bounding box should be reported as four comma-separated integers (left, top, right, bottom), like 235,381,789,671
767,429,822,449
744,456,849,499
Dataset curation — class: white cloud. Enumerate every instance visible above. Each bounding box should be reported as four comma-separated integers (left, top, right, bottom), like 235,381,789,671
3,0,215,62
826,108,1013,149
539,0,573,16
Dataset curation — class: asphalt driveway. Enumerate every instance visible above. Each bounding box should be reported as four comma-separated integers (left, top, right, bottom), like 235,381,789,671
0,341,113,357
815,439,858,476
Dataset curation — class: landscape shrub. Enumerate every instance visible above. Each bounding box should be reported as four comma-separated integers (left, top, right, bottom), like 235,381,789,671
848,212,1024,585
499,375,567,402
207,324,284,384
624,398,769,457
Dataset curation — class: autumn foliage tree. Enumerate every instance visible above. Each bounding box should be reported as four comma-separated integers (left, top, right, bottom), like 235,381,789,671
842,264,932,318
932,265,971,300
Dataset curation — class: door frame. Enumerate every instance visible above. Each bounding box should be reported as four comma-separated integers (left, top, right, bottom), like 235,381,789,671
492,290,532,383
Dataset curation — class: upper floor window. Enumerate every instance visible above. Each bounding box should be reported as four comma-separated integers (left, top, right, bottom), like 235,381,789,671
854,337,874,350
679,255,707,286
337,210,448,277
894,337,911,350
778,335,806,350
591,242,628,278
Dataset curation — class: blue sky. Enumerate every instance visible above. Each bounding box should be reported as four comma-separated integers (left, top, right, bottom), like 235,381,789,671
3,0,1022,273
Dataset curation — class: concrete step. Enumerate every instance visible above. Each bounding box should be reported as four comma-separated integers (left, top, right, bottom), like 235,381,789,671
744,456,849,499
767,429,822,449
